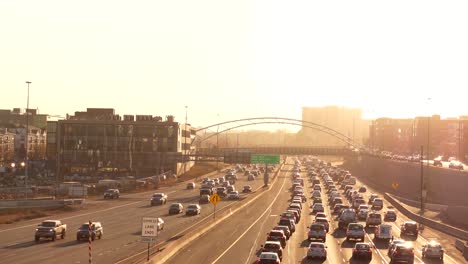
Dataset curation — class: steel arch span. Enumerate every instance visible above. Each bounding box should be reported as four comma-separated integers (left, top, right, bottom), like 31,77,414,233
191,117,365,150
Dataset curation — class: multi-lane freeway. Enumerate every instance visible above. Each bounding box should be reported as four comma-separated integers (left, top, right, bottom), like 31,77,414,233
0,157,466,264
0,169,270,264
165,157,467,264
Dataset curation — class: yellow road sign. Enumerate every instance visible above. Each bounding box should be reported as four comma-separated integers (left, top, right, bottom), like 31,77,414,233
210,193,221,205
392,181,399,190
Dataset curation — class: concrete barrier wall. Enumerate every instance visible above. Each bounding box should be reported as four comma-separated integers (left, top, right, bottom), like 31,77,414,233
384,193,468,241
391,194,449,211
0,199,83,209
343,156,468,206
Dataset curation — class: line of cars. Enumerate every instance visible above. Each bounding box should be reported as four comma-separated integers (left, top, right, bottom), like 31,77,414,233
313,159,445,263
256,159,304,263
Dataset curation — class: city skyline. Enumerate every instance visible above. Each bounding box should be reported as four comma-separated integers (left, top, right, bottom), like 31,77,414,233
2,1,468,129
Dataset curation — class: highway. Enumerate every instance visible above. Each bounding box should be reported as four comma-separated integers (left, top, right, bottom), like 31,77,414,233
165,158,467,264
0,169,269,264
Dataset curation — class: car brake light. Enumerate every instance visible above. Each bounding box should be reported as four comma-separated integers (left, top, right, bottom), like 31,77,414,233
353,249,358,252
308,248,312,252
322,249,326,253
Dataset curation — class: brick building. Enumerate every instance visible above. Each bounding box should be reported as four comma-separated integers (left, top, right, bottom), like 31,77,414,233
46,108,195,180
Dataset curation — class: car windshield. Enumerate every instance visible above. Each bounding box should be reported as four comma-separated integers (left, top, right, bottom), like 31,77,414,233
380,226,391,232
356,244,370,250
41,222,56,227
349,224,363,230
310,225,324,230
310,243,325,249
80,224,90,229
153,194,163,198
265,244,280,250
405,223,417,230
170,204,180,208
188,205,198,209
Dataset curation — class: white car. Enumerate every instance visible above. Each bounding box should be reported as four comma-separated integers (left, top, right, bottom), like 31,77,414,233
422,241,444,260
227,191,239,200
307,242,327,259
374,224,392,241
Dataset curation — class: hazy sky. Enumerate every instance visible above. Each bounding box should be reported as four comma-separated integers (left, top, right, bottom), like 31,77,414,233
1,0,467,129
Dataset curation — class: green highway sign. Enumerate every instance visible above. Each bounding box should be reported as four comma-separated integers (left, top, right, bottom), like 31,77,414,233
250,154,280,164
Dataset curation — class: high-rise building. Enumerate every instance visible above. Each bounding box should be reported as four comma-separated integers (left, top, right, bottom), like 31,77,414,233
298,106,367,146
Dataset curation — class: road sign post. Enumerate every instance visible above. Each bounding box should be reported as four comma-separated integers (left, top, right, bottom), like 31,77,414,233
141,217,159,261
210,193,221,220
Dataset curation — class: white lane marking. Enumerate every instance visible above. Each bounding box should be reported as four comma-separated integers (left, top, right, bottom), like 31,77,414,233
0,189,179,234
210,175,287,264
244,207,272,264
364,232,389,264
116,166,284,264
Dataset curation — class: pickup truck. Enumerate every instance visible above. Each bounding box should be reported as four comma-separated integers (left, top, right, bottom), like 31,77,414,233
35,220,67,242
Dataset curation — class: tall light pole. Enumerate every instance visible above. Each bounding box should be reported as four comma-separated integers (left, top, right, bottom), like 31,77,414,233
25,81,31,199
184,106,188,176
216,113,219,172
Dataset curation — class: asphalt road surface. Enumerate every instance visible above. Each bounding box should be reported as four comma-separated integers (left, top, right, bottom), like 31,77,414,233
0,168,269,264
165,158,466,264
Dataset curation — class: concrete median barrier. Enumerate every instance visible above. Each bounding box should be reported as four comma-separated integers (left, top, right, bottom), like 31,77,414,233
146,163,285,264
0,198,85,209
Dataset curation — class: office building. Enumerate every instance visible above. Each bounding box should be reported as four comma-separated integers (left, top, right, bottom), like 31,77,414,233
46,108,195,180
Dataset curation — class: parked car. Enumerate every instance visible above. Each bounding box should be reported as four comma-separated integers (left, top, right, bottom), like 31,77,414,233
168,203,184,214
103,189,120,199
186,182,195,189
185,204,201,216
35,220,67,242
449,160,464,170
150,193,167,206
76,222,103,241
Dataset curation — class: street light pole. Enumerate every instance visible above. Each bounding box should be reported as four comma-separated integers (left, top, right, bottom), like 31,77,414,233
184,106,188,176
25,81,31,200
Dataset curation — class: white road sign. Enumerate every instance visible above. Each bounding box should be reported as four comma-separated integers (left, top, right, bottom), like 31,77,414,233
141,217,158,238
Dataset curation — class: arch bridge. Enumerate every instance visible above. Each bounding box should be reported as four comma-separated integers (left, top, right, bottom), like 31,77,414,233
181,117,364,163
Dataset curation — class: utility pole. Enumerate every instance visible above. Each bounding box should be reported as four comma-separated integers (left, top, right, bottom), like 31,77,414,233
420,145,424,213
25,81,31,200
184,106,188,176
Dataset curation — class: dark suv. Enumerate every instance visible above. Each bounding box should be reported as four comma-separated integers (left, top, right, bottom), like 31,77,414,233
390,244,415,263
400,221,418,238
76,222,103,241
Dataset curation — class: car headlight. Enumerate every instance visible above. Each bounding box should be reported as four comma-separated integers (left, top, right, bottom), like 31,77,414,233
49,229,54,232
35,228,38,231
